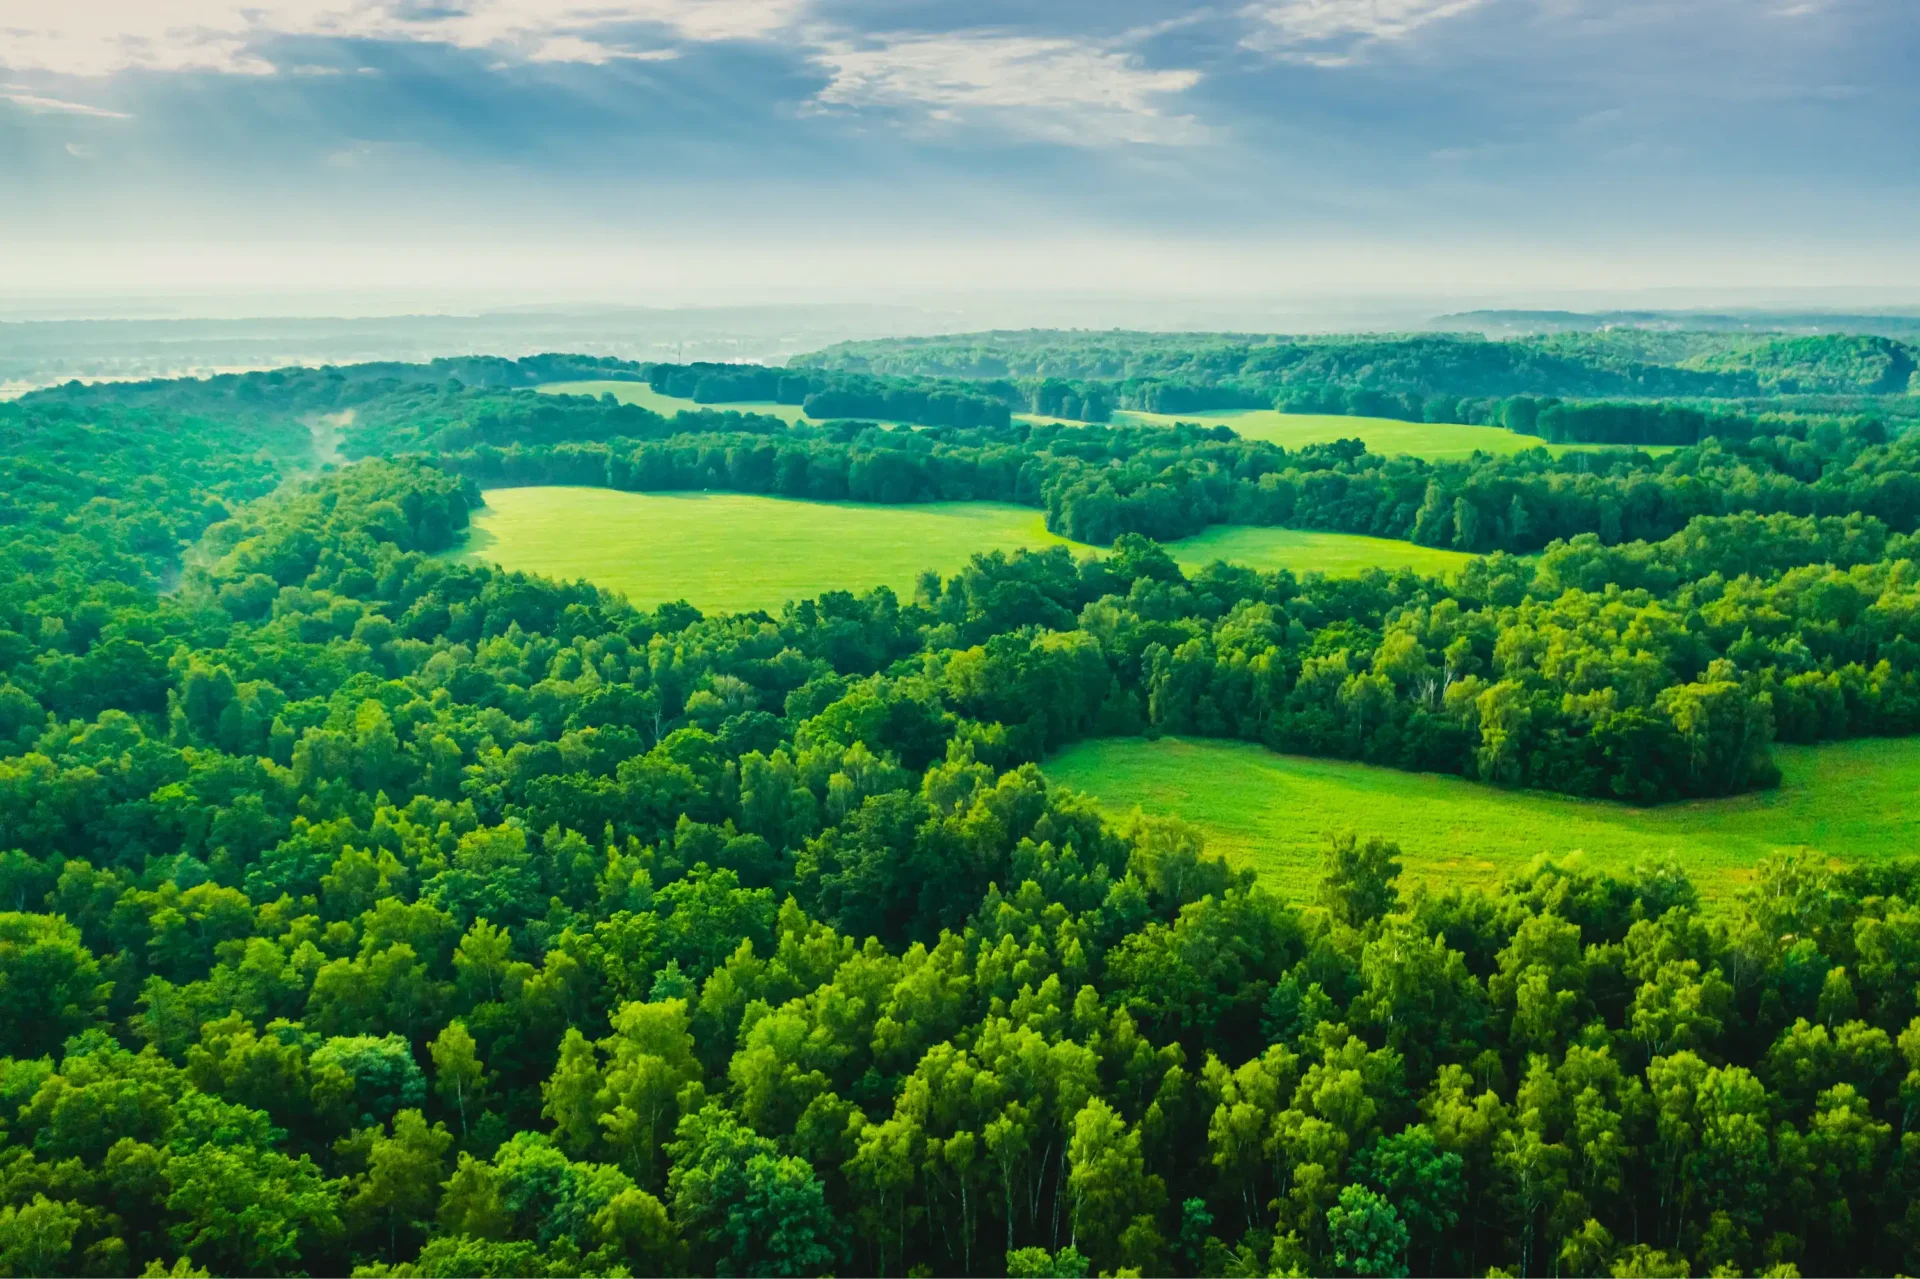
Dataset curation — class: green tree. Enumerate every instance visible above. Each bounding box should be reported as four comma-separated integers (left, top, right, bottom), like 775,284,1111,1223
0,913,110,1056
1319,836,1402,928
428,1020,488,1138
345,1109,454,1260
1326,1184,1409,1277
0,1194,82,1279
165,1143,343,1276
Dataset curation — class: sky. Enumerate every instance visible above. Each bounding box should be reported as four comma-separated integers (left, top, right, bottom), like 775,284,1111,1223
2,0,1917,307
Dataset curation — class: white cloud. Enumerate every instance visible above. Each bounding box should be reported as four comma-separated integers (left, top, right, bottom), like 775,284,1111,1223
0,2,1212,150
0,84,131,116
814,33,1205,145
0,0,806,76
1242,0,1491,64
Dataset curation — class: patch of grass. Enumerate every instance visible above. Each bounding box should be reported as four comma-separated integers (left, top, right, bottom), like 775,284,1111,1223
538,380,812,425
452,488,1485,614
1172,525,1476,578
1113,409,1678,461
454,488,1072,614
1043,735,1920,899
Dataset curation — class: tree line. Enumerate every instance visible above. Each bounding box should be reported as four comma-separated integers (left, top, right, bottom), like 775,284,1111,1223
796,329,1920,402
386,384,1920,558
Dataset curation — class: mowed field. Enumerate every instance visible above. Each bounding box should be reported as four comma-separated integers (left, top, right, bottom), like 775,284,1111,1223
1043,735,1920,899
454,487,1480,614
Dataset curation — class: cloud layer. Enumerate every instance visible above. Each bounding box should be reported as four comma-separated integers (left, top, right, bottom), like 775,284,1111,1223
1,0,1915,295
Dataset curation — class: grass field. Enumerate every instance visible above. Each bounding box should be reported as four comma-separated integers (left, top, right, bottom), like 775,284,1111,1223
1170,525,1474,577
457,488,1072,613
1043,735,1920,899
1112,409,1678,462
453,488,1482,613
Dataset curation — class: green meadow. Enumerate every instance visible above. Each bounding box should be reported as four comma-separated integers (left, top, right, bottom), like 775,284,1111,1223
1113,408,1538,459
452,487,1479,614
1113,408,1678,461
455,488,1065,614
1168,524,1474,577
1043,735,1920,899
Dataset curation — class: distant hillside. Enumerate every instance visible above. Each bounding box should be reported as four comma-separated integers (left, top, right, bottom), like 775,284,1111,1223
793,328,1920,401
1431,308,1920,338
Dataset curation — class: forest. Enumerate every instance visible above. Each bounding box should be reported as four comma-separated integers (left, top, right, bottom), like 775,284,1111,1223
3,352,1920,1278
795,331,1920,439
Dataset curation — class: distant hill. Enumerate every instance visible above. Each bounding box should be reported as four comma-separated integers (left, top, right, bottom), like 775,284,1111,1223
1430,308,1920,338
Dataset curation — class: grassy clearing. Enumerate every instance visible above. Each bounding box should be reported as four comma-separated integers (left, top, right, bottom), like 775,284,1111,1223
453,488,1483,614
1113,409,1678,461
1172,525,1475,578
1043,735,1920,899
538,380,812,425
455,488,1071,614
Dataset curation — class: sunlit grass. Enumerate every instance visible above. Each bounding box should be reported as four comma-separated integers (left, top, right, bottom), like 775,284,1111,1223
1113,408,1679,461
452,488,1481,614
1043,735,1920,899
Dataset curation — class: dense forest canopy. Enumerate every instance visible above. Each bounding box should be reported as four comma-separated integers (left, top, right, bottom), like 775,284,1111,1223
3,347,1920,1278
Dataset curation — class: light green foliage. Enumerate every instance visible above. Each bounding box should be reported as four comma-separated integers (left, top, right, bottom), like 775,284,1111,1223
164,1141,342,1275
1044,735,1920,898
0,912,110,1057
0,1194,82,1278
343,1110,454,1261
1006,1244,1092,1277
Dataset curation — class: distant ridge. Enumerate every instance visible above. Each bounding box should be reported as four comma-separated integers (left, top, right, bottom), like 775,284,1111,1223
1432,308,1920,337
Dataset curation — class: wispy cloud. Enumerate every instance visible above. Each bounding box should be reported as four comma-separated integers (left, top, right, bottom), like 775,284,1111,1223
0,0,807,76
0,84,131,117
1241,0,1491,65
814,32,1205,145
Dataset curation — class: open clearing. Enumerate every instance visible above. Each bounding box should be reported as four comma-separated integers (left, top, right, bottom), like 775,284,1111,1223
452,487,1480,614
1113,409,1678,461
457,489,1072,613
1171,525,1473,577
1043,735,1920,899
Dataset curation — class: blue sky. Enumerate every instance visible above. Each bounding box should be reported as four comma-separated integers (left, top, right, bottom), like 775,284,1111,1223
2,0,1916,301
